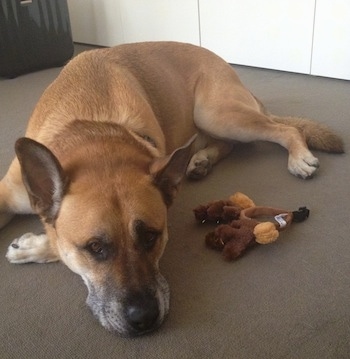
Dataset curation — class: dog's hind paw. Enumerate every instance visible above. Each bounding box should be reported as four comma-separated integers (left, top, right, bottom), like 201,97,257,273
6,233,59,264
288,151,320,179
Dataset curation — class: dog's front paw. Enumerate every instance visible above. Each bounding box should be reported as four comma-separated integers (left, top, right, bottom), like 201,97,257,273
288,151,320,179
6,233,58,264
186,154,212,180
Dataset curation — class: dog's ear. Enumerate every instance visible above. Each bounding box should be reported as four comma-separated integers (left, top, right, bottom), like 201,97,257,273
15,137,67,223
150,135,197,206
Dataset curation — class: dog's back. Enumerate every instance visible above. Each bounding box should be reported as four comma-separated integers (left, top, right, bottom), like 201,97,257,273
26,42,227,153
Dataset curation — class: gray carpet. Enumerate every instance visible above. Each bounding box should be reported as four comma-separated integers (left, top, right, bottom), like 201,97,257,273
0,44,349,359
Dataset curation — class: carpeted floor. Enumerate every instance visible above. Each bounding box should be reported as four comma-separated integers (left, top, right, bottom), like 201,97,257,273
0,44,349,359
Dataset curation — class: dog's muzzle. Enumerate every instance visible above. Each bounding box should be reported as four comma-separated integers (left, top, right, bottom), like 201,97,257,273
84,273,170,336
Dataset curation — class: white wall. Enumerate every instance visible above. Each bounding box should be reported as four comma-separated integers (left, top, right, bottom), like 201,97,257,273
199,0,315,74
67,0,350,80
311,0,350,80
67,0,200,47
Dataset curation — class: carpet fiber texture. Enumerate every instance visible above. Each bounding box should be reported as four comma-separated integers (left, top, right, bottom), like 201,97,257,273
0,45,349,359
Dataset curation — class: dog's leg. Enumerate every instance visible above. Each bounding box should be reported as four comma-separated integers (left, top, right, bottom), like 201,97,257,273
0,159,33,229
186,140,233,179
194,105,320,179
6,233,59,264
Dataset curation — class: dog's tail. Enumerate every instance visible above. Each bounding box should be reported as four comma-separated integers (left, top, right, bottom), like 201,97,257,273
270,115,344,153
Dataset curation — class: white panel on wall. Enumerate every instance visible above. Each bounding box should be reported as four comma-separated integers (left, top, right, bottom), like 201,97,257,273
67,0,200,47
200,0,315,74
119,0,200,45
67,0,124,46
311,0,350,80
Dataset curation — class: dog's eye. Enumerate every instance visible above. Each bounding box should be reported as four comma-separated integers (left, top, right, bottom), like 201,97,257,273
134,220,160,251
85,239,113,261
89,241,103,254
142,231,159,250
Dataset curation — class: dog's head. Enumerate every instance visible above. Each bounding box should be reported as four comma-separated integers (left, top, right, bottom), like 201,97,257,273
15,127,195,336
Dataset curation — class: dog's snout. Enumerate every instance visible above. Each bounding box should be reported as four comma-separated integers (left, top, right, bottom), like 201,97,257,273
125,291,160,333
85,273,169,336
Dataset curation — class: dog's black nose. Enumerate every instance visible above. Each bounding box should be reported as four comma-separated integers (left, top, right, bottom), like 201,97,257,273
125,291,159,333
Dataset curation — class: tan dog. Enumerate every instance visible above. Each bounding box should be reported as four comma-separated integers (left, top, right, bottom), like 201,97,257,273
0,42,343,336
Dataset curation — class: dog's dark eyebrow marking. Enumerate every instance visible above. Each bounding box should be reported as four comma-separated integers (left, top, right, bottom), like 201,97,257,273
134,220,161,251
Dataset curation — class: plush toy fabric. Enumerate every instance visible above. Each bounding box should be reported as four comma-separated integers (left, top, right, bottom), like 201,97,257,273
193,192,310,261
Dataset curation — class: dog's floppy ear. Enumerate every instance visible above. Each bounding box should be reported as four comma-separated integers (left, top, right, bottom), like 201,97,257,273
15,137,67,223
150,135,197,206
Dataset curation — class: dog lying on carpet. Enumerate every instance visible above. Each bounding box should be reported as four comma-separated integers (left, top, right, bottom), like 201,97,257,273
0,42,343,336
